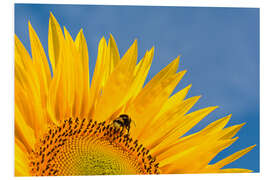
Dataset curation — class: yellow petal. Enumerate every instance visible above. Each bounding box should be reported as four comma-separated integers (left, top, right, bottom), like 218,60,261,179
127,56,180,114
28,21,51,88
147,56,180,84
94,40,138,122
64,27,85,118
176,106,219,137
127,69,186,139
16,35,55,132
143,96,201,149
219,168,253,173
153,112,228,160
124,56,180,135
89,37,108,117
126,47,154,101
75,29,91,118
213,145,256,168
15,74,48,137
48,12,65,73
48,26,86,121
15,139,30,176
46,51,65,125
160,138,237,173
157,84,192,116
220,123,245,140
108,34,121,72
28,22,51,132
15,81,37,135
46,27,76,123
159,146,196,172
15,105,36,152
15,35,40,128
153,106,218,154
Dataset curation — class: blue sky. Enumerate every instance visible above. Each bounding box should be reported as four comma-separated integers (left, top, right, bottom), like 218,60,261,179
15,4,259,172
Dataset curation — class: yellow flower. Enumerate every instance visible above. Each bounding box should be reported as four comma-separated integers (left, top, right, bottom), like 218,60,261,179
15,13,255,176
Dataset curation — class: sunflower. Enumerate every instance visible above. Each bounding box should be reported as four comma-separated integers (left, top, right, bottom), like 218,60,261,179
15,13,255,176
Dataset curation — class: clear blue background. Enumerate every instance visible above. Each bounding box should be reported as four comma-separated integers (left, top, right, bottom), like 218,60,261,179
15,4,260,172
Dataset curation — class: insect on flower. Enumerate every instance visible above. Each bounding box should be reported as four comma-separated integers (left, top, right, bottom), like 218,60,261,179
112,114,136,134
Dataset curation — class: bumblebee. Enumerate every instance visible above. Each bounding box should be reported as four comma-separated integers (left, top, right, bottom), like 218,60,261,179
112,114,134,134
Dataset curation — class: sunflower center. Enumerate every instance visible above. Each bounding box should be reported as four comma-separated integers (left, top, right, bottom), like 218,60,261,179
29,118,160,176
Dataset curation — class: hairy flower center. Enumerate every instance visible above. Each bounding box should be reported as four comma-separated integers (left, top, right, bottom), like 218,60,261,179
29,118,160,176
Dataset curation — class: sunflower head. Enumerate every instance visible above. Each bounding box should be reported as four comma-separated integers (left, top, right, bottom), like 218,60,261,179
15,13,255,176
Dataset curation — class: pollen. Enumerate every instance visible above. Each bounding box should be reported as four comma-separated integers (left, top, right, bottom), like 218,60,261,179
28,118,160,176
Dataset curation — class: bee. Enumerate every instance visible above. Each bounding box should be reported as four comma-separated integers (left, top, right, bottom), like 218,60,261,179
112,114,135,134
